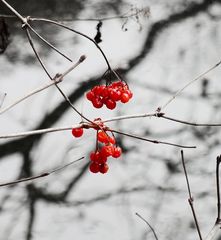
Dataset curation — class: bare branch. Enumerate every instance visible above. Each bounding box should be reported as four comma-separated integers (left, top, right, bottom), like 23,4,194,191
216,155,221,222
25,27,52,79
29,17,112,70
135,212,159,240
0,55,86,115
0,157,84,187
158,60,221,111
110,129,196,149
181,150,203,240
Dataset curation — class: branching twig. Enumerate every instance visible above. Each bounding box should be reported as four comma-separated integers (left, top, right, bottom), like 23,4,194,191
135,212,159,240
158,60,221,111
0,157,84,187
25,27,52,79
0,6,150,22
29,17,112,70
181,150,203,240
0,55,86,115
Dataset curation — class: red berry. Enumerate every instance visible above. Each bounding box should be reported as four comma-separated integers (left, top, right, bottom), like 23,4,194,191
97,131,109,143
105,99,116,110
99,163,109,174
101,145,114,157
92,97,103,108
108,136,116,145
86,91,95,101
101,87,109,98
124,89,133,99
109,89,121,101
90,152,97,162
89,162,100,173
72,127,84,138
112,146,122,158
121,93,130,103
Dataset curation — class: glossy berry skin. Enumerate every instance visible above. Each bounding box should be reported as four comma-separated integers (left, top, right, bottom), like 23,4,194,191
101,145,114,157
89,162,100,173
86,91,95,101
86,81,133,110
99,163,109,174
97,131,109,143
120,93,130,103
92,97,103,108
105,99,116,110
72,127,84,138
112,146,122,158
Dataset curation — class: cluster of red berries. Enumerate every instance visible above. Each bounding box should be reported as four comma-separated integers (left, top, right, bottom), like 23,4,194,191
89,130,122,174
86,81,133,110
71,124,122,174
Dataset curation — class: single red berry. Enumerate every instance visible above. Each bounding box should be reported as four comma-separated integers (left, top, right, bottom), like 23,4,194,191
97,154,107,164
72,127,84,138
92,97,103,108
99,163,109,174
120,93,130,103
97,131,109,143
101,145,114,157
86,91,95,101
108,136,116,145
112,146,122,158
101,87,109,98
105,99,116,110
89,162,100,173
90,152,97,162
124,89,133,99
109,89,121,101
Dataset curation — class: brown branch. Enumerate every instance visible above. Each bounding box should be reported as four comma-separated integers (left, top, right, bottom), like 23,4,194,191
181,150,203,240
110,129,196,149
161,115,221,127
0,157,84,187
216,155,221,222
136,212,159,240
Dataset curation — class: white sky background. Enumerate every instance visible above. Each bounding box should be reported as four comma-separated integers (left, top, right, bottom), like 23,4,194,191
1,0,221,239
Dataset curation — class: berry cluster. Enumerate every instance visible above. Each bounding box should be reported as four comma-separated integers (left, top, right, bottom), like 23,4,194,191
71,123,122,174
89,130,122,174
86,81,133,110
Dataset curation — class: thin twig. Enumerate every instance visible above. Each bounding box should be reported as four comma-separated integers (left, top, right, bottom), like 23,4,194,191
25,27,53,79
0,93,6,108
216,155,221,222
181,150,203,240
135,212,159,240
0,1,72,62
0,7,150,22
110,129,196,149
161,115,221,127
0,0,26,22
159,60,221,111
0,126,77,139
0,56,86,115
26,22,72,62
54,84,93,123
204,155,221,240
0,157,84,187
30,17,112,70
